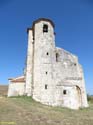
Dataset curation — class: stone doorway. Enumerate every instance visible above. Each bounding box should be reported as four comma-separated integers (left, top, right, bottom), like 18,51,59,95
76,86,82,108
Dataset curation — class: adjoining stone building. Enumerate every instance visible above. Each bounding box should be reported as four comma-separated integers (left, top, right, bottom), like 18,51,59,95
8,76,25,96
8,18,88,109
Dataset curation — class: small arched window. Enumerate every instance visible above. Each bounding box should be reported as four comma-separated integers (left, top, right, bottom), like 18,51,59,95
43,24,48,32
63,90,67,95
46,52,49,55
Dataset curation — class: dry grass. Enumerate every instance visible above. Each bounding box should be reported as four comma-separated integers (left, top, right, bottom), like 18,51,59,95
0,96,93,125
0,85,8,96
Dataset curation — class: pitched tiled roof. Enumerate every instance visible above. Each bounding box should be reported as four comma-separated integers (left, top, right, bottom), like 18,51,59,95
9,76,25,83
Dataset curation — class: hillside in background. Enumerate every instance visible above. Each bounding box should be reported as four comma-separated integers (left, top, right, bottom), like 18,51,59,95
0,85,8,96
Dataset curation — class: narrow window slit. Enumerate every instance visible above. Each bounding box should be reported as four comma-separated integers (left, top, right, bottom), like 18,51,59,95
46,52,49,55
45,84,48,89
56,53,59,62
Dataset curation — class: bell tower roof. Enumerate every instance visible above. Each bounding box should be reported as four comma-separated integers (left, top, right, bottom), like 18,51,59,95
27,18,55,33
32,18,55,28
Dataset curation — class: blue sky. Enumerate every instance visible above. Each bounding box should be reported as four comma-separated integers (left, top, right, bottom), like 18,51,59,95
0,0,93,94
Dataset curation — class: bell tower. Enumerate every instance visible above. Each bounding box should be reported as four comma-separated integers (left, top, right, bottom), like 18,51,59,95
32,18,56,102
25,18,56,103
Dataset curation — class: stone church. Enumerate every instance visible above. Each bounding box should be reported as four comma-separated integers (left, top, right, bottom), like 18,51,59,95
8,18,88,109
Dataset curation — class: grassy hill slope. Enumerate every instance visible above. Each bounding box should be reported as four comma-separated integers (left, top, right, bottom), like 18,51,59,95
0,96,93,125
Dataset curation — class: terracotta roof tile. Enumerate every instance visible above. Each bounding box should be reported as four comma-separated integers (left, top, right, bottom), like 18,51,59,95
9,76,25,83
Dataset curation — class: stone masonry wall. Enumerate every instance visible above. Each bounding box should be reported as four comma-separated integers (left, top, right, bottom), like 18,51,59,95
25,18,88,109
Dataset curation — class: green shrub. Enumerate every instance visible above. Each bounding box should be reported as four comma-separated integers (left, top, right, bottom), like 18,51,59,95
87,94,93,103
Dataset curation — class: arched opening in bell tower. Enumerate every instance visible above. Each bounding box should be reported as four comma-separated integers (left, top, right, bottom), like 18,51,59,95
43,24,48,32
